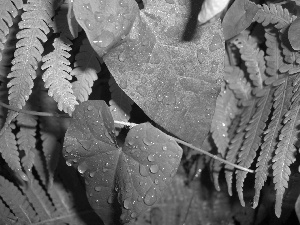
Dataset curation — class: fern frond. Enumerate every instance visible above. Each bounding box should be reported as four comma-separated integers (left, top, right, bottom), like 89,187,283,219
236,88,273,206
232,35,266,91
0,124,28,180
225,100,256,196
254,4,293,30
41,37,78,115
0,175,38,223
16,105,37,171
264,31,284,85
272,75,300,217
0,197,17,224
5,0,55,129
0,0,22,61
109,75,133,135
211,88,238,157
253,77,290,208
71,38,100,102
224,66,251,101
279,43,300,75
22,173,56,221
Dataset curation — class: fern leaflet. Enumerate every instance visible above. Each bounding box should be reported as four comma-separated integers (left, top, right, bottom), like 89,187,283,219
71,38,100,103
41,37,78,115
254,4,294,30
5,0,54,128
211,87,238,157
0,0,22,61
236,88,273,206
272,75,300,217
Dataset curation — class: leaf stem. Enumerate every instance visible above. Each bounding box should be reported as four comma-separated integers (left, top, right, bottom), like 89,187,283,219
114,121,254,173
0,102,70,118
0,102,254,173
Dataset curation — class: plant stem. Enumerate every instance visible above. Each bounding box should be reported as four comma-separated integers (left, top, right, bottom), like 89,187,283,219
0,102,254,173
0,102,70,118
114,121,254,173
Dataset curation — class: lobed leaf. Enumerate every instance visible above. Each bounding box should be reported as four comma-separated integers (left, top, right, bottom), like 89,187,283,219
63,100,182,224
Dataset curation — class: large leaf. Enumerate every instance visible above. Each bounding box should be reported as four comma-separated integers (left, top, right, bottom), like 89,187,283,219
101,0,225,148
288,17,300,50
222,0,259,40
63,100,183,224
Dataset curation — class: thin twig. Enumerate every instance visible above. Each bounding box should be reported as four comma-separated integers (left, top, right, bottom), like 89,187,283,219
0,101,254,173
0,102,70,118
114,121,254,173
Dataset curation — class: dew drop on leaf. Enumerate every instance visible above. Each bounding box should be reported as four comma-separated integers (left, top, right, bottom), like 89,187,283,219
162,146,167,151
197,48,207,64
144,186,157,206
147,154,155,162
93,31,114,48
211,61,218,73
119,78,128,89
78,162,88,174
154,179,159,184
209,33,223,52
131,212,137,218
107,195,114,204
89,171,96,177
87,105,94,111
136,85,147,97
156,92,163,102
137,195,143,202
163,92,176,105
149,164,159,174
66,160,72,166
95,186,101,192
123,198,131,209
143,138,152,146
139,164,149,177
118,51,126,62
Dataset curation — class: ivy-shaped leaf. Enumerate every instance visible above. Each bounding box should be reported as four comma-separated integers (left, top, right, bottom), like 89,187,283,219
100,0,225,148
63,100,182,225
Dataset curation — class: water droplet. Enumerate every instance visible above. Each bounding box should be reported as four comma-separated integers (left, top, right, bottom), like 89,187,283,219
95,186,101,192
149,164,159,174
143,138,152,146
93,31,114,48
119,79,127,89
154,179,159,184
137,195,143,201
78,162,88,174
165,0,175,4
84,19,94,30
209,33,223,52
87,105,93,111
139,164,149,177
89,171,96,177
144,187,157,206
163,92,176,105
197,48,207,64
66,147,72,153
66,160,72,166
156,92,163,102
162,146,167,151
123,198,131,209
89,193,93,197
170,169,177,177
135,136,139,139
136,85,147,97
211,61,218,73
118,51,126,62
148,154,155,162
150,52,160,64
107,195,114,204
131,212,137,218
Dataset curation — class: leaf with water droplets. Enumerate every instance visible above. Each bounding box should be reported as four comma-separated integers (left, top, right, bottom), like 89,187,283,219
63,100,182,224
101,0,225,148
72,0,139,57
